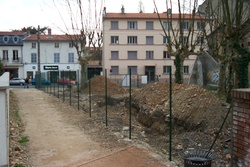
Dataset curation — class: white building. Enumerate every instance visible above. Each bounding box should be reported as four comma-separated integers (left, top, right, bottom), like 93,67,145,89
23,29,80,81
0,29,81,81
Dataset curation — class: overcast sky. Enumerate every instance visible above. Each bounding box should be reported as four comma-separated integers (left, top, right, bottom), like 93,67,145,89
0,0,203,34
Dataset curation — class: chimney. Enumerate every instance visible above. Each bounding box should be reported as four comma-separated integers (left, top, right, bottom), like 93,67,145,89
167,8,172,16
25,29,30,37
121,5,125,14
103,7,106,16
47,28,52,38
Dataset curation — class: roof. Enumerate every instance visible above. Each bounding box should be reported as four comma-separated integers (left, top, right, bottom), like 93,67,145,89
24,34,73,41
103,12,206,20
0,31,26,36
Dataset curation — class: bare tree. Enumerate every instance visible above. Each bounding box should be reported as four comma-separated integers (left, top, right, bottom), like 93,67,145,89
199,0,250,101
153,0,207,84
53,0,104,88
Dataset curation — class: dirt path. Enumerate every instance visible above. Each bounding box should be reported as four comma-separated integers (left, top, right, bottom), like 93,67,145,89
13,89,172,167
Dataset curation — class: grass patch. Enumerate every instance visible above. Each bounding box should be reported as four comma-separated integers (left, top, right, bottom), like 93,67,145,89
15,164,25,167
18,136,29,143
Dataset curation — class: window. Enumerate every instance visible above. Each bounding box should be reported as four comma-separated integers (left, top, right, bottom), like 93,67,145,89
69,42,73,48
146,36,153,45
111,51,119,60
197,22,205,30
163,36,171,44
181,22,189,30
128,51,137,60
163,22,171,30
196,36,204,44
128,21,137,29
146,21,154,30
3,50,8,61
163,51,170,59
111,21,119,29
146,51,154,59
179,36,188,45
31,53,37,63
163,66,171,74
111,36,119,44
128,66,137,75
110,66,119,74
128,36,137,44
54,53,60,63
32,43,36,48
13,50,18,61
68,53,74,63
184,66,189,74
55,43,59,48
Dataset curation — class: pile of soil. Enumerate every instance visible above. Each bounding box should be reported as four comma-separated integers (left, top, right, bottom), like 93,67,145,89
81,77,231,166
83,76,127,95
132,82,229,133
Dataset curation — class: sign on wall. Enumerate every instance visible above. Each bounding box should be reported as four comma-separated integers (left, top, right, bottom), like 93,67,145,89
43,66,58,70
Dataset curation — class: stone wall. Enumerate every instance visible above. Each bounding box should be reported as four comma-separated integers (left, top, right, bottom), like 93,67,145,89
231,89,250,166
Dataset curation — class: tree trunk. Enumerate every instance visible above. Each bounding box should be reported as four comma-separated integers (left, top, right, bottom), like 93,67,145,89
80,59,88,89
218,63,226,97
174,53,184,84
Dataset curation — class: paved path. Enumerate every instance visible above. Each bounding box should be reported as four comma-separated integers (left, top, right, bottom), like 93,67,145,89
13,88,173,167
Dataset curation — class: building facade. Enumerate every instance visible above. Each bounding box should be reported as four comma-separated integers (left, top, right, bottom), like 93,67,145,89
0,31,26,78
102,10,206,84
23,29,80,81
0,29,80,81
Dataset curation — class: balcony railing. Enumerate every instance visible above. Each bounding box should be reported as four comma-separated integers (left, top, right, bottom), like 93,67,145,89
12,57,20,62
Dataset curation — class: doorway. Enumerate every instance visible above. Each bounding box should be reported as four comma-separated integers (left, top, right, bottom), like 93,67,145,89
145,66,155,83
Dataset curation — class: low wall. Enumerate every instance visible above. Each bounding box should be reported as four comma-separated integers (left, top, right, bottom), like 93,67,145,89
231,89,250,166
0,72,9,167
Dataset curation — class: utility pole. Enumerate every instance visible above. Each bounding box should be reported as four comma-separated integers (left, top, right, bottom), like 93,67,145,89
38,25,41,73
37,25,41,88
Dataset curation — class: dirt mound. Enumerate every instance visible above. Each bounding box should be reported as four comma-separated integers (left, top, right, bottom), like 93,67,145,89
83,76,127,95
132,82,229,134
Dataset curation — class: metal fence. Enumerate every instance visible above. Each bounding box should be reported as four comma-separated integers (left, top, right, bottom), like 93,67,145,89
34,69,231,166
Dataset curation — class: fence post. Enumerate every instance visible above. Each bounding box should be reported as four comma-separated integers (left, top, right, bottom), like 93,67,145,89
89,72,92,117
105,69,108,127
69,70,72,106
129,68,132,139
63,71,65,102
78,70,80,111
169,66,173,161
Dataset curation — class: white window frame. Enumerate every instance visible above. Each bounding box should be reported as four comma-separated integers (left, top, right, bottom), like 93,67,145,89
128,21,137,29
13,50,18,61
163,66,171,74
111,36,119,44
183,66,189,74
163,51,171,59
54,53,60,63
3,50,8,60
55,43,59,48
181,22,189,30
68,53,74,63
32,43,36,48
128,36,137,44
163,22,171,30
146,51,154,59
31,53,37,63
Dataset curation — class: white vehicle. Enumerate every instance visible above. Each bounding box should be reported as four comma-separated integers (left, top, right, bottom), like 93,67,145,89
9,78,25,85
